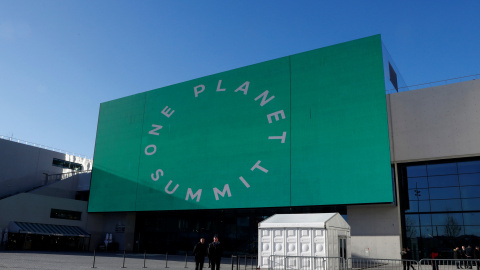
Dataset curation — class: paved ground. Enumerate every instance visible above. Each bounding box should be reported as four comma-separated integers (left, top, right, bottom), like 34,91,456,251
0,251,256,270
0,252,475,270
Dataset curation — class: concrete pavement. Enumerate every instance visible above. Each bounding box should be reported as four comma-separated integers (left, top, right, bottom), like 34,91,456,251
0,251,256,270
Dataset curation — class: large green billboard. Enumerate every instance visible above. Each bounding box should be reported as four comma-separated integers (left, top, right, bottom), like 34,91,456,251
88,35,393,212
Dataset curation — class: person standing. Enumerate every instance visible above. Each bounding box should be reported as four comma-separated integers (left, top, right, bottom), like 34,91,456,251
474,246,480,270
208,236,223,270
430,248,439,270
455,247,463,269
462,246,471,269
467,245,474,269
401,247,415,270
406,247,415,270
401,248,408,270
193,238,207,270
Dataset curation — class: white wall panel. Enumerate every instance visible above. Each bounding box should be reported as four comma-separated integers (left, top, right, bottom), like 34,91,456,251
389,80,480,162
258,227,329,269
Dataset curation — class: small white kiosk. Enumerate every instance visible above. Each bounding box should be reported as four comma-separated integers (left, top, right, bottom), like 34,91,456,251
258,213,350,270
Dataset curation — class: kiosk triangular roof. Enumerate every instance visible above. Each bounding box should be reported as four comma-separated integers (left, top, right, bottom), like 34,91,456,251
258,213,349,230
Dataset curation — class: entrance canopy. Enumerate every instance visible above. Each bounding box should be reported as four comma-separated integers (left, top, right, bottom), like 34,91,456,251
8,221,90,237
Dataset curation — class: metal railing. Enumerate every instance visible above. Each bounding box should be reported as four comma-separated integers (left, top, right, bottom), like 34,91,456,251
231,255,257,270
0,170,92,200
387,73,480,94
44,170,91,185
262,257,480,270
418,259,480,270
269,255,346,270
0,135,92,160
5,252,480,270
349,257,418,270
347,258,480,270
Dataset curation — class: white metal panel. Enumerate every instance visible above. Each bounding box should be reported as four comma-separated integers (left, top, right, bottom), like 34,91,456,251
259,228,272,269
286,228,298,256
273,229,285,255
258,213,350,269
299,228,312,256
313,229,326,257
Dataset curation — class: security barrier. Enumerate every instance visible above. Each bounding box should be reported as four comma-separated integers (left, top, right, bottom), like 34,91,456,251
268,255,346,270
232,255,258,270
88,253,480,270
348,258,418,270
6,251,480,270
418,259,480,270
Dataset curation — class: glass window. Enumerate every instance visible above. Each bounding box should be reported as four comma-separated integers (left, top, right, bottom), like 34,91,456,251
463,213,480,226
439,224,464,237
430,225,444,237
50,209,82,220
406,214,420,226
429,187,461,200
458,160,480,174
459,173,480,186
405,201,416,213
406,200,431,213
405,215,418,226
461,186,480,199
405,225,420,238
401,159,480,245
408,188,430,201
52,158,83,171
406,214,432,226
430,199,462,212
428,175,459,188
464,226,480,235
431,213,463,226
427,163,457,176
417,200,431,212
408,177,428,189
420,225,434,237
462,198,480,211
407,165,427,177
389,63,398,91
420,214,432,226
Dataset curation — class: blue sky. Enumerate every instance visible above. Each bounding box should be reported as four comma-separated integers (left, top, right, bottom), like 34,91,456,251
0,1,478,159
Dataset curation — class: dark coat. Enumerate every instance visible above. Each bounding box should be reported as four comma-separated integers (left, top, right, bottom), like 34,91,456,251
466,247,473,258
208,241,223,261
193,242,207,260
474,248,480,259
406,249,412,260
454,249,462,259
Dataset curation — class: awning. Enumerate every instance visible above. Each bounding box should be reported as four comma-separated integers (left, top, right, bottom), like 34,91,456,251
8,221,90,237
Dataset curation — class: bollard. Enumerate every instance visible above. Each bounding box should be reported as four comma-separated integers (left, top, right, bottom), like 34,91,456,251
122,249,127,268
143,250,147,268
185,253,188,268
166,252,169,268
92,249,97,268
245,255,247,270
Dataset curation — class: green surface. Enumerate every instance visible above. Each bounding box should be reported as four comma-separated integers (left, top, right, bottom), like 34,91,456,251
88,35,393,212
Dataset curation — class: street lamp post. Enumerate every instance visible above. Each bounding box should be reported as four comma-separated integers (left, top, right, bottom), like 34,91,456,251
414,182,422,259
